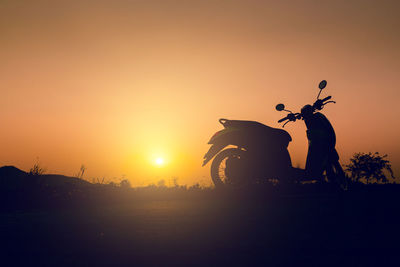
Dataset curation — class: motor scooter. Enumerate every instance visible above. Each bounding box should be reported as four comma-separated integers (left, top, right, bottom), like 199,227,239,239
202,80,346,188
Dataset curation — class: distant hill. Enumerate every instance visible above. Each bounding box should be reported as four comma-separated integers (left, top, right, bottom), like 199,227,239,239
0,165,27,178
37,174,92,187
0,165,92,189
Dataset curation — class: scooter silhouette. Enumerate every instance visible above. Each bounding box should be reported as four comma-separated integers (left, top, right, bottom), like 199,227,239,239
202,80,347,189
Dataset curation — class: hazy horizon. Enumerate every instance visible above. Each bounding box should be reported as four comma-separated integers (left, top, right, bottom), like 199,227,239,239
1,0,399,185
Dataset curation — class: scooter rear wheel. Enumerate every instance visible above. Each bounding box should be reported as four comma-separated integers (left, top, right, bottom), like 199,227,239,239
210,148,246,188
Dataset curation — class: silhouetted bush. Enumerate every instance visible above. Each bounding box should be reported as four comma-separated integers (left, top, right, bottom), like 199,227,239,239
29,160,46,176
157,179,166,187
75,164,86,179
108,181,118,187
120,179,131,188
92,177,106,184
345,152,394,184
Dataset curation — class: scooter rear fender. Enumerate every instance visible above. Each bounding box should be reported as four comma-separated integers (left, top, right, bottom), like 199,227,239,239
202,128,241,166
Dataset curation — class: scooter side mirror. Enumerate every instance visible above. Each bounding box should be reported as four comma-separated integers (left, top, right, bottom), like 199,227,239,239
275,104,285,111
318,80,327,90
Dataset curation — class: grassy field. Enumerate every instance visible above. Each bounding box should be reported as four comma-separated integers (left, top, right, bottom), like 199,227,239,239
1,184,400,266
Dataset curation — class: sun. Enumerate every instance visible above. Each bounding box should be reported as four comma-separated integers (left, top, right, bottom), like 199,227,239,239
154,157,165,166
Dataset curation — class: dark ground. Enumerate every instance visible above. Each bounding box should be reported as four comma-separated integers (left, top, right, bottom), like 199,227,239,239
1,183,400,267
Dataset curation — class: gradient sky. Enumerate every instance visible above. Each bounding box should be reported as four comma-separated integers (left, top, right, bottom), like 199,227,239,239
1,0,399,185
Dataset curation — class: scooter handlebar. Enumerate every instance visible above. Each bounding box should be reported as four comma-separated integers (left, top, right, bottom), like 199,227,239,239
278,113,300,124
313,96,333,110
321,96,332,102
278,117,289,123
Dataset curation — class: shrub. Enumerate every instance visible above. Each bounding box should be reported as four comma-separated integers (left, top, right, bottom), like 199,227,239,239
29,160,46,176
120,179,131,189
345,152,394,184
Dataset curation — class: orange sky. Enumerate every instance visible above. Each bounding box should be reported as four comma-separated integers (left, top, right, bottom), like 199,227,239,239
1,0,399,185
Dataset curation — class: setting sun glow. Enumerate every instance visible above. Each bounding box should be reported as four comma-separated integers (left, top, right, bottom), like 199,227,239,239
154,157,165,166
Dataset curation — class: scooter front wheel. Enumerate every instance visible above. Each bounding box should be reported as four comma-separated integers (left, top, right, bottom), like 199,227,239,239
333,160,348,191
326,160,348,191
